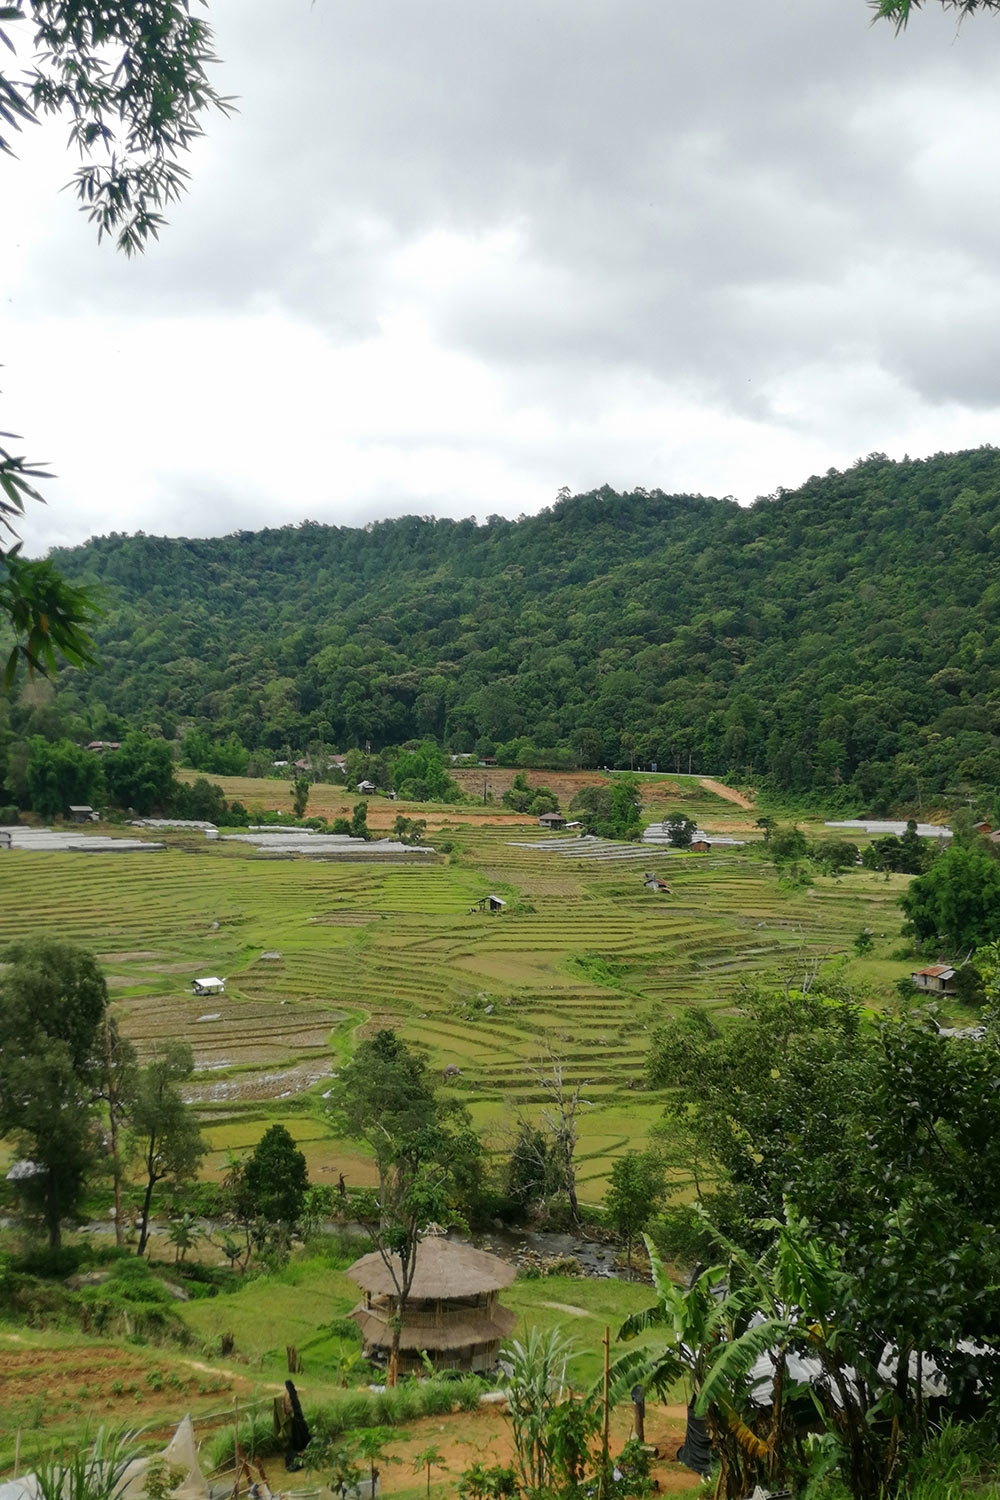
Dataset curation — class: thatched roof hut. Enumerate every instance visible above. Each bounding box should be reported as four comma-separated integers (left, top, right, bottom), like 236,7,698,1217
347,1237,517,1374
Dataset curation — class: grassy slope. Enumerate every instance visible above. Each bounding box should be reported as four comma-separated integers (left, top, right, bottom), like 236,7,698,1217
0,1259,668,1470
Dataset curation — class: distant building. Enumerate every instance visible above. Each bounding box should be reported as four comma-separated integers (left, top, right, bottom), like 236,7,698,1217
690,838,712,853
192,976,226,996
473,894,507,914
911,965,957,997
537,811,565,829
644,876,671,892
356,779,376,795
86,740,121,754
68,805,99,823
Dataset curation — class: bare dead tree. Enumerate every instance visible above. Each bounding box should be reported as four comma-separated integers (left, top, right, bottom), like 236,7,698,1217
523,1047,592,1226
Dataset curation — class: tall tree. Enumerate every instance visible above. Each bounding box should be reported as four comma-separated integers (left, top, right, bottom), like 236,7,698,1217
524,1050,589,1227
605,1150,666,1270
241,1123,309,1227
325,1029,476,1383
0,938,108,1246
127,1041,204,1256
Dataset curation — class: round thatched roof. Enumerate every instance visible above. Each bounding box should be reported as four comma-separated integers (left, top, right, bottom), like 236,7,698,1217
347,1237,516,1298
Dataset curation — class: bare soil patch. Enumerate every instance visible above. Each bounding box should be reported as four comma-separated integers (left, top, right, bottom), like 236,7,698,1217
373,1402,699,1496
699,778,755,809
450,768,613,805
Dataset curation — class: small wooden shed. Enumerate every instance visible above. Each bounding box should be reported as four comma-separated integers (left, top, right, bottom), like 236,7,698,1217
537,812,566,829
347,1236,516,1374
192,976,226,996
911,964,957,997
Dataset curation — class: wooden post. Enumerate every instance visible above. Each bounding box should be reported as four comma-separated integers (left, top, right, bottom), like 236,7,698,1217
631,1385,645,1443
14,1427,21,1478
599,1325,611,1499
231,1398,240,1500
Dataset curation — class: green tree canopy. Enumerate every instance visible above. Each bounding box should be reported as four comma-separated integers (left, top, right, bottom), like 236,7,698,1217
0,938,109,1246
604,1149,666,1268
647,989,1000,1410
326,1029,479,1382
900,842,1000,953
102,731,175,814
126,1040,204,1256
25,736,103,820
241,1124,309,1227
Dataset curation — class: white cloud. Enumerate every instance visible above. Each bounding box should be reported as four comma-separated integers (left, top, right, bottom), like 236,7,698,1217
5,0,1000,550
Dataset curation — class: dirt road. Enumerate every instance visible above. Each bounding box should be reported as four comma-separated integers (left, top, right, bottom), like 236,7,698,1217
699,777,754,809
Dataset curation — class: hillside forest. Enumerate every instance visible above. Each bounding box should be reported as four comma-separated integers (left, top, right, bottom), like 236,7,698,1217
13,445,1000,814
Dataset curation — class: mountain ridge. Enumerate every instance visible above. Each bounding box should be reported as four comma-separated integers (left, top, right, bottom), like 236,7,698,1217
42,445,1000,808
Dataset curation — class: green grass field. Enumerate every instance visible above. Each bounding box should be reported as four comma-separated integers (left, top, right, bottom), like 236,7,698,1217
0,781,915,1197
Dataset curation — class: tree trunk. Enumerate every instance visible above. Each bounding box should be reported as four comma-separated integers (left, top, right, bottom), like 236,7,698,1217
103,1011,124,1247
136,1168,156,1256
566,1170,581,1226
45,1177,61,1250
388,1322,401,1387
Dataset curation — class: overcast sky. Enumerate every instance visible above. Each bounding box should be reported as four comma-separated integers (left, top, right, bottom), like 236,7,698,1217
4,0,1000,551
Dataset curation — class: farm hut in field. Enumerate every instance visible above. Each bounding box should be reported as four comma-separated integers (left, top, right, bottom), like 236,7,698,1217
644,877,671,892
68,805,99,823
911,964,957,997
347,1236,516,1374
476,893,506,913
537,811,566,829
690,838,712,853
356,779,376,795
192,976,226,996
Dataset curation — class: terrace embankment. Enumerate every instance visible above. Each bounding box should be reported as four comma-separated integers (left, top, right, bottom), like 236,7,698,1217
0,804,911,1199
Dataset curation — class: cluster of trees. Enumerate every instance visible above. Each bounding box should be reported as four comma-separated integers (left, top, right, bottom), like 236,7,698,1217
0,935,320,1268
502,772,559,816
0,939,204,1249
569,778,642,838
25,447,1000,808
15,729,249,823
643,985,1000,1498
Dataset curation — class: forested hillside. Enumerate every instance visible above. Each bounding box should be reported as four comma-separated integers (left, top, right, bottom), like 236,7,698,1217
41,446,1000,807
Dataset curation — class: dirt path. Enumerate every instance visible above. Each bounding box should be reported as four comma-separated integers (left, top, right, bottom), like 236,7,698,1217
699,778,754,810
367,1401,701,1497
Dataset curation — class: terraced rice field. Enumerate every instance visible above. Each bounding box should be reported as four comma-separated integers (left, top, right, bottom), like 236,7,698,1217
0,798,908,1199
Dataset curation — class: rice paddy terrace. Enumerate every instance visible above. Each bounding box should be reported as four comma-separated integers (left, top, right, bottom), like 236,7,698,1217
0,794,908,1199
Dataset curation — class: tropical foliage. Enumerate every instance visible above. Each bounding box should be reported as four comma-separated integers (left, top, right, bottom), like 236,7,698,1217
37,448,1000,808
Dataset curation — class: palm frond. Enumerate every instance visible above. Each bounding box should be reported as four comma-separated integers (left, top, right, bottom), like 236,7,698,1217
694,1317,791,1417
